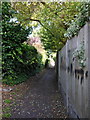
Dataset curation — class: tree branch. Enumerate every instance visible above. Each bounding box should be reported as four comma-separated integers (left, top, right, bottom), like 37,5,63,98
25,18,65,45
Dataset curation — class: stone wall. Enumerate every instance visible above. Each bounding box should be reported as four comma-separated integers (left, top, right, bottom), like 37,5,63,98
57,22,90,118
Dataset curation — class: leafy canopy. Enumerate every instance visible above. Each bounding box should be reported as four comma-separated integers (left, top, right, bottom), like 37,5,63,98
12,2,81,51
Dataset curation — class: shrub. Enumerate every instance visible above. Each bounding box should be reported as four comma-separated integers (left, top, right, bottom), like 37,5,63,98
2,2,43,85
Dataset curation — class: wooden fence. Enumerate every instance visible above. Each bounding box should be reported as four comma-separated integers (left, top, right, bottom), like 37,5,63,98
57,22,90,118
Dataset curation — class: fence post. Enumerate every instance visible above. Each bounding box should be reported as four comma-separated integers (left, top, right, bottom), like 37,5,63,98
55,51,59,81
88,21,90,118
66,41,69,114
58,51,61,90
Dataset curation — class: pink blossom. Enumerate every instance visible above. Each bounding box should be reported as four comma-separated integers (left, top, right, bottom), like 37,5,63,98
28,37,41,45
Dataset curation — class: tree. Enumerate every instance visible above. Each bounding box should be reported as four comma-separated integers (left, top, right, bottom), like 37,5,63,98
64,1,90,39
28,36,41,45
11,2,81,51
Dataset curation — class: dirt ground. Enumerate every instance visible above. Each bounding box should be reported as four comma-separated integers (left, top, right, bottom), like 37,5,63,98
2,68,68,118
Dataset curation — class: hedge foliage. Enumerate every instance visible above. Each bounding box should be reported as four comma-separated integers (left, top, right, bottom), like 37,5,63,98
2,2,43,85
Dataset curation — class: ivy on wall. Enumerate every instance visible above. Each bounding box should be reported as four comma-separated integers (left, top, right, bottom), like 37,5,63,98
72,41,86,68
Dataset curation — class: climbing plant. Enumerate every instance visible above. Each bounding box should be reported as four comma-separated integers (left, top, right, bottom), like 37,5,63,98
64,2,90,39
72,41,86,68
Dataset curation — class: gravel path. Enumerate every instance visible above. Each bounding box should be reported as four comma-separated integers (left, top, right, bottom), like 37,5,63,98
11,68,68,118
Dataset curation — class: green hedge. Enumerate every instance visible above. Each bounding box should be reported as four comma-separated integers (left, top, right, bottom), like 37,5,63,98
3,44,43,85
2,2,43,85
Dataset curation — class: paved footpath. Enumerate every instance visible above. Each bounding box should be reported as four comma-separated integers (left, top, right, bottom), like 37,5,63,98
11,68,68,118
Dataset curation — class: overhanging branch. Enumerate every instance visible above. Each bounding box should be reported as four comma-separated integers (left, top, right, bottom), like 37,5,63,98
25,18,65,45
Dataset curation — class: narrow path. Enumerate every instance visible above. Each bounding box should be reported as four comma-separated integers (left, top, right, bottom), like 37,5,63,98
11,69,68,118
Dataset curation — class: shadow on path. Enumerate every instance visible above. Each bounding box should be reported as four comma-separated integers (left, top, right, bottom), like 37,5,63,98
11,68,68,118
